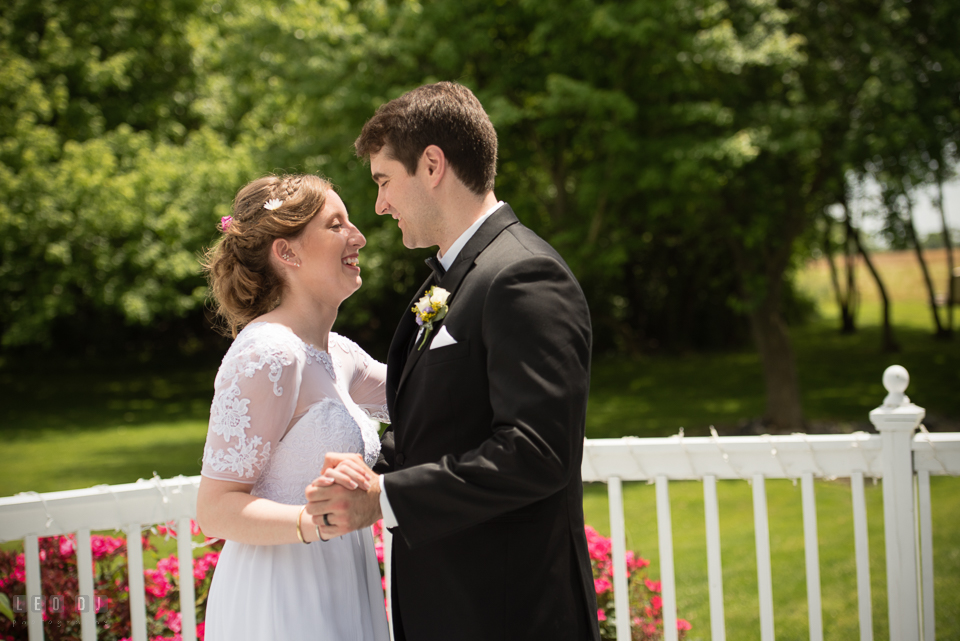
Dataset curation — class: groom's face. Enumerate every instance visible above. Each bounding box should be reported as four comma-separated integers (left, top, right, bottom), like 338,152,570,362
370,148,439,249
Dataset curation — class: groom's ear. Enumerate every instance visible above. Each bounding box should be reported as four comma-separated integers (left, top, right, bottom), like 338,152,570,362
420,145,446,187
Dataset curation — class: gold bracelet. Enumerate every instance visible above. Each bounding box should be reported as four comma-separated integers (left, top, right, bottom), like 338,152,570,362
296,505,311,544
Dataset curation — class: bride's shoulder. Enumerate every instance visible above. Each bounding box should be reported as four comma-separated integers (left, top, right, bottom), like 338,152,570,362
219,322,306,372
328,332,372,365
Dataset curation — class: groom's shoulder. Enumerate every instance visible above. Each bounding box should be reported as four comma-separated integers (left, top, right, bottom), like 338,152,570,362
484,218,574,276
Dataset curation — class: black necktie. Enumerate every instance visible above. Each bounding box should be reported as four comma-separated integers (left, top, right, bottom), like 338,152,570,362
424,256,446,280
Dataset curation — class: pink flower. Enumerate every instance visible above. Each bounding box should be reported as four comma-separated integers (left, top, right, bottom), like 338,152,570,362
626,551,651,571
156,556,179,578
91,535,124,559
144,569,172,598
194,552,220,580
585,526,612,562
645,578,661,593
594,578,612,594
597,609,607,622
13,555,26,582
59,535,76,557
651,595,663,610
196,622,206,641
375,541,384,564
677,619,692,631
164,609,182,634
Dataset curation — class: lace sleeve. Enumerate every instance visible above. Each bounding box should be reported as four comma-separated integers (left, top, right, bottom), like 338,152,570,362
201,328,303,482
331,333,390,424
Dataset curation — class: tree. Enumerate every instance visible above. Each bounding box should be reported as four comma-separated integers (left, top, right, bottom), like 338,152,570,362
4,0,959,431
0,0,255,348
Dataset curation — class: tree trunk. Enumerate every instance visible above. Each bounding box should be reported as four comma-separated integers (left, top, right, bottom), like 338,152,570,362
748,302,805,432
850,226,899,352
936,178,955,334
903,199,948,337
841,206,858,333
823,215,846,321
822,213,857,333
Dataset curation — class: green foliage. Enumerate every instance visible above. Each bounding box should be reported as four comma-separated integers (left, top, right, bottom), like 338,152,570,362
0,127,256,346
0,593,12,622
2,0,958,366
0,0,258,348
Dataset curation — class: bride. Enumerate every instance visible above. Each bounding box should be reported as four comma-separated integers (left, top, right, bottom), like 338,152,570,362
196,174,389,640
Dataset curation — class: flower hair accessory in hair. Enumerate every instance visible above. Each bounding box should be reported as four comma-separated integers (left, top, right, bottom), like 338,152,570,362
264,198,283,211
220,216,233,231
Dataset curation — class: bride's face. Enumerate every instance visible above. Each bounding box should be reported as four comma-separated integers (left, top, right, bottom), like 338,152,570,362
288,189,366,305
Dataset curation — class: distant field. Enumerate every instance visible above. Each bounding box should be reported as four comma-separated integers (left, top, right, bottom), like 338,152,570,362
797,248,957,328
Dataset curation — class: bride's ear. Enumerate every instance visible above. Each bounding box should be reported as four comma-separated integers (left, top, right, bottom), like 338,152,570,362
272,238,300,268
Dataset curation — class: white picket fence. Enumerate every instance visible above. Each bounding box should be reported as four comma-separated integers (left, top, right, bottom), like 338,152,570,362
1,365,959,641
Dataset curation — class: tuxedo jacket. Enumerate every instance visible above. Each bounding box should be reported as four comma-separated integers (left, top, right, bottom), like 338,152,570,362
375,205,601,641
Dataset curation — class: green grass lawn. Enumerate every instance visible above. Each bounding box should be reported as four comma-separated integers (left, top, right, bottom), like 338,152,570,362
583,476,960,641
587,302,959,439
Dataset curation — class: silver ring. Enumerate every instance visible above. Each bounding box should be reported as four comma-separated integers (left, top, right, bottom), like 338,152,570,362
322,513,332,527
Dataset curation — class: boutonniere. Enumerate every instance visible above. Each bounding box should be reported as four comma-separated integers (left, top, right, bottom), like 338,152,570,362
412,286,450,350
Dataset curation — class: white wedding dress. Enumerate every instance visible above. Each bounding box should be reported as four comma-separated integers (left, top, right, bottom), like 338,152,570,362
200,322,390,641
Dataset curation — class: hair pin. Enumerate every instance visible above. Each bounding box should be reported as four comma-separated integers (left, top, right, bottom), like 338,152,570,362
220,216,233,231
264,198,283,211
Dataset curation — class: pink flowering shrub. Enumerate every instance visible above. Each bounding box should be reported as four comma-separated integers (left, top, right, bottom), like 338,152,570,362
0,521,222,641
586,526,691,640
371,520,388,615
3,520,686,640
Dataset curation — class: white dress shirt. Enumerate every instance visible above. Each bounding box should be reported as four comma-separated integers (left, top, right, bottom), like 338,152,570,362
378,201,504,528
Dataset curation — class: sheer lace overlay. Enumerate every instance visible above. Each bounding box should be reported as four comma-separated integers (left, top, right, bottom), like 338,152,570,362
201,323,389,496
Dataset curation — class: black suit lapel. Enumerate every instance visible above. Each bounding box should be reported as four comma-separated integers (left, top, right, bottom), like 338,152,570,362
393,205,520,396
387,273,436,412
436,204,519,299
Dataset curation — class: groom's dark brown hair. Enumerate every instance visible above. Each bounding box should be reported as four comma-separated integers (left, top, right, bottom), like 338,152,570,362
354,81,498,195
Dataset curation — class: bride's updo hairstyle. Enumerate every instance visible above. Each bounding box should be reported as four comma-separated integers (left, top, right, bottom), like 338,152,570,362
204,174,331,337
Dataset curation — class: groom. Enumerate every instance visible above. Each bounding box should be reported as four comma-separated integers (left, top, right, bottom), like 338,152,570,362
306,82,600,641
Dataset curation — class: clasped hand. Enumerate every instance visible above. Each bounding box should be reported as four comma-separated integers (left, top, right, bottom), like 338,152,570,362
304,453,382,541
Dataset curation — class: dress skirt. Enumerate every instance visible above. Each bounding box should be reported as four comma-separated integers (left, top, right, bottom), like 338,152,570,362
204,527,389,641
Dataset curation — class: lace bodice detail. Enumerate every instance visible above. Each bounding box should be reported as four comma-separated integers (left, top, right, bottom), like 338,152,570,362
201,323,389,502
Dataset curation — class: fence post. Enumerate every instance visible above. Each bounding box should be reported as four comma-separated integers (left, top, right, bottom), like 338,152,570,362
869,365,924,641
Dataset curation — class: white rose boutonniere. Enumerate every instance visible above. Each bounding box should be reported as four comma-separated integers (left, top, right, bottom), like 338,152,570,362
412,286,450,350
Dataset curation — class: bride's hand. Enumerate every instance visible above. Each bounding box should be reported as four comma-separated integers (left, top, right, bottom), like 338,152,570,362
311,452,374,491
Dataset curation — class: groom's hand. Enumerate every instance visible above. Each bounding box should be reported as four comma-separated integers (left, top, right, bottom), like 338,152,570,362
304,473,382,539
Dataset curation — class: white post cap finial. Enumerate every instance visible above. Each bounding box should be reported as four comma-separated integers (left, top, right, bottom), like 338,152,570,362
882,365,910,408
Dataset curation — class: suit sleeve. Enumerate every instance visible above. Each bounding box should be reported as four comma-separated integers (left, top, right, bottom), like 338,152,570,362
385,254,591,546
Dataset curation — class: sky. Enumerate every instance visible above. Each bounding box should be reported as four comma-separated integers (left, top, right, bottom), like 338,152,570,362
838,176,960,246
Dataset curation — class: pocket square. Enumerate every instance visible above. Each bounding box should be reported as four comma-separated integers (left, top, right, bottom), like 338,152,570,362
430,325,458,349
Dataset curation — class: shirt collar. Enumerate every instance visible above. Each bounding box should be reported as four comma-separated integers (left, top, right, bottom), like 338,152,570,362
437,201,504,271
